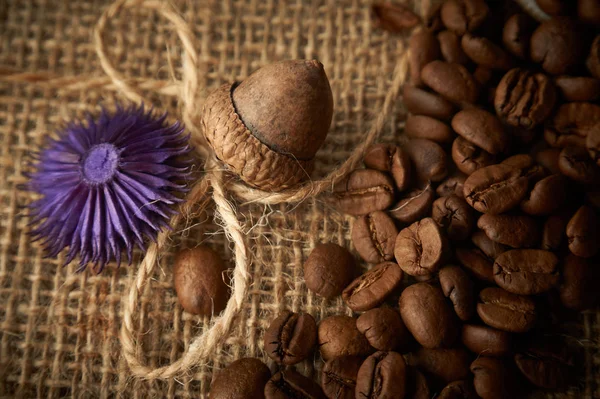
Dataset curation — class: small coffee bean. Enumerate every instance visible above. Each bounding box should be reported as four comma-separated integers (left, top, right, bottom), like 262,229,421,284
461,34,514,70
438,30,470,65
304,243,356,299
389,185,435,224
477,213,540,248
560,254,599,311
403,85,456,121
437,172,467,198
559,146,600,184
404,138,449,183
422,61,479,105
357,307,409,351
555,76,600,102
544,128,587,148
501,154,547,185
587,125,600,166
462,324,512,357
535,148,561,174
395,218,449,276
321,355,363,399
535,0,571,15
514,339,574,390
406,368,431,399
463,164,529,215
334,169,395,216
455,247,495,282
211,358,271,399
471,357,517,399
432,195,475,241
318,315,374,361
541,211,570,251
352,211,398,264
264,369,326,399
363,143,412,191
471,230,509,259
579,0,600,24
440,0,490,35
520,174,568,215
452,108,508,155
355,351,406,399
477,287,537,333
493,249,559,295
530,18,586,75
439,265,475,321
552,102,600,138
587,35,600,79
264,311,317,365
399,283,458,348
173,246,228,316
503,13,537,59
405,114,455,144
438,380,478,399
451,136,496,175
495,68,556,129
409,29,441,86
371,2,421,33
566,205,599,258
407,348,472,384
342,261,403,311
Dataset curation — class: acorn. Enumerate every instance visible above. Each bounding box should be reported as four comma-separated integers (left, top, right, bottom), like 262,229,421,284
202,60,334,190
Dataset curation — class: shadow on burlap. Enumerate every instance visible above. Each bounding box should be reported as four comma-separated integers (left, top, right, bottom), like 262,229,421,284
0,0,597,397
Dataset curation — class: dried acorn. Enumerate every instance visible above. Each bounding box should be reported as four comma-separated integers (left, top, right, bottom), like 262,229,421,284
202,60,333,190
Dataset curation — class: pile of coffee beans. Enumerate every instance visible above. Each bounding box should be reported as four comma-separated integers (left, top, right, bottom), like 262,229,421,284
209,0,600,397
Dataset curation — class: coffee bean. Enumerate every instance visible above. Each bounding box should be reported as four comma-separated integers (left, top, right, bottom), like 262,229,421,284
356,307,409,351
399,283,458,348
452,108,508,155
405,114,456,144
477,287,537,333
451,136,496,175
352,211,398,264
535,0,571,15
502,13,537,59
437,172,467,198
389,185,435,224
493,249,559,295
371,2,421,33
462,324,512,357
461,34,514,70
321,355,363,399
541,211,570,251
438,380,478,399
404,138,449,183
579,0,600,24
559,146,600,184
211,358,271,399
264,369,326,399
422,61,479,105
403,85,456,121
355,351,406,399
304,243,356,299
501,154,547,185
520,174,568,215
586,125,600,166
264,311,317,365
477,213,540,248
455,247,495,282
407,347,472,384
395,218,449,276
555,76,600,102
559,254,599,310
363,143,412,191
471,230,509,259
439,265,475,321
333,169,395,216
173,246,228,316
530,18,586,75
544,128,587,149
566,205,598,258
342,262,403,311
514,338,574,389
409,29,441,86
551,102,600,140
535,148,561,174
471,357,517,399
495,68,556,129
432,195,475,241
464,164,529,214
587,35,600,79
318,315,374,361
438,30,470,65
440,0,490,35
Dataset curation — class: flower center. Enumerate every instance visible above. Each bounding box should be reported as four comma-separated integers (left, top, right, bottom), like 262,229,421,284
82,143,120,184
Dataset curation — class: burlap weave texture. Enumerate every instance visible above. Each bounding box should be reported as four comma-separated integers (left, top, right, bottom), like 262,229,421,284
0,0,598,398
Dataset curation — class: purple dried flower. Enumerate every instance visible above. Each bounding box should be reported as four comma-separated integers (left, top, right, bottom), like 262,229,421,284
27,105,191,272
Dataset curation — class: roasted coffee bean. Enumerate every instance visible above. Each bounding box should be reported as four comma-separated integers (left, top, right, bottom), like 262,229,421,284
264,311,317,365
318,315,374,361
409,29,441,86
210,358,271,399
520,174,567,215
304,243,356,299
356,307,409,351
544,128,587,148
371,2,421,33
404,138,449,183
455,247,495,282
535,148,561,174
587,35,600,79
477,287,537,333
352,211,398,264
403,85,456,121
432,195,475,241
530,18,586,75
579,0,600,24
551,102,600,139
395,218,449,276
451,136,496,175
501,154,547,185
342,262,403,311
355,351,406,399
321,356,363,399
389,185,435,224
555,76,600,102
264,369,326,399
559,254,599,310
471,230,509,259
541,211,570,251
452,108,508,155
407,348,472,384
421,61,479,105
363,143,412,191
515,339,574,390
535,0,571,15
477,214,540,248
438,380,478,399
495,68,556,129
437,172,467,198
559,146,600,184
439,265,475,321
566,205,599,258
502,13,537,59
587,125,600,166
464,164,529,214
399,283,458,348
334,169,395,216
462,324,512,357
493,249,559,295
405,114,455,144
471,357,517,399
438,30,470,65
440,0,490,35
461,34,514,70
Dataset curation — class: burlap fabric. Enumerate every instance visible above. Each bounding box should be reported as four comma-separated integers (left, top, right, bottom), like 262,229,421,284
0,0,598,397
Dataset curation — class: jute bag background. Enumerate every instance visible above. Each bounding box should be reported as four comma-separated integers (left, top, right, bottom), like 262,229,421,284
0,0,597,397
